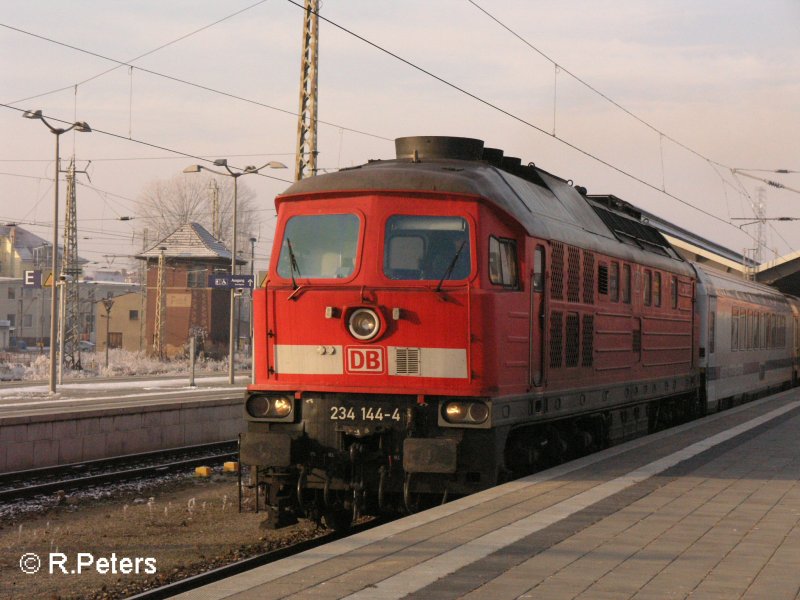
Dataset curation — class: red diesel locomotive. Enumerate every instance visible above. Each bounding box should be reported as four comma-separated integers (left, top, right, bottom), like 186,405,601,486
241,135,709,527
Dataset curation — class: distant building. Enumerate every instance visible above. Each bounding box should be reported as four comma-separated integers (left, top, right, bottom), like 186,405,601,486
0,276,139,350
136,223,246,358
95,291,145,353
0,224,56,278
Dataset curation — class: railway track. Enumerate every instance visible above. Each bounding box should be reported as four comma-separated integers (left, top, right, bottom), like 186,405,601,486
0,440,238,503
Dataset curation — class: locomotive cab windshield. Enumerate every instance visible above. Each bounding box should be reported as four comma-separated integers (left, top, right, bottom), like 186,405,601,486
384,215,471,281
276,213,360,280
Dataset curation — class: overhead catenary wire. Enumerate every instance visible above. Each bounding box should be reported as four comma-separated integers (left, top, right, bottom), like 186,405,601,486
281,0,759,245
0,22,391,143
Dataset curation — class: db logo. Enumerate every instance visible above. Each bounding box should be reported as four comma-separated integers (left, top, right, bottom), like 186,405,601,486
346,346,385,374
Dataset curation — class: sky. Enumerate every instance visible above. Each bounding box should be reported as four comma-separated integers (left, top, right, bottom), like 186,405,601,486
1,0,799,275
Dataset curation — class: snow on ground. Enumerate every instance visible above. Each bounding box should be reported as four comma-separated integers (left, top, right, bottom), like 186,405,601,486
0,349,250,398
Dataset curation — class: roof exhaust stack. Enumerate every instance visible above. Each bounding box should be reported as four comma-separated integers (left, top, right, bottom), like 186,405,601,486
395,136,484,161
481,147,504,167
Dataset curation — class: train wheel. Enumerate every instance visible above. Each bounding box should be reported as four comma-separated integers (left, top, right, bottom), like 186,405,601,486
323,509,352,531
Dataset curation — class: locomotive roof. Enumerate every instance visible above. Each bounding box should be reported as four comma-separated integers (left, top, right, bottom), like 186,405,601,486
278,137,693,275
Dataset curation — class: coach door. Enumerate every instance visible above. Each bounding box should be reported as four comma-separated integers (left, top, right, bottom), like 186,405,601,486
530,245,546,386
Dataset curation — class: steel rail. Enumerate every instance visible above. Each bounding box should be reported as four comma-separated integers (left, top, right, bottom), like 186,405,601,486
0,440,238,502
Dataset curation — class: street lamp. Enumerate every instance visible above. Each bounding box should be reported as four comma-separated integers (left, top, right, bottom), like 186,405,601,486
183,159,286,384
23,109,91,393
249,236,257,385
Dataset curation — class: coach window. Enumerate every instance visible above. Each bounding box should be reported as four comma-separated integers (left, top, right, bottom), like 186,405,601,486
384,215,471,281
277,213,360,279
731,307,739,350
488,236,518,288
709,311,716,354
643,270,652,306
622,264,631,304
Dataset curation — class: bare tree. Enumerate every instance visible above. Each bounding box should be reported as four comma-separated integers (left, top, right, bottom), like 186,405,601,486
136,173,260,253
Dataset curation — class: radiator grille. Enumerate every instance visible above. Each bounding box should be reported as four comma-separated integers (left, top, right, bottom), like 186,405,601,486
551,242,564,300
550,311,563,368
395,347,421,375
567,246,581,303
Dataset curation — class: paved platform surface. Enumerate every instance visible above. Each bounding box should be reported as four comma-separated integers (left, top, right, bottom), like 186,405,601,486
177,389,800,600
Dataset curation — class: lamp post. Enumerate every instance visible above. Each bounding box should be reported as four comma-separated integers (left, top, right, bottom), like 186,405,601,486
249,236,257,384
183,159,286,384
101,298,115,368
22,110,91,393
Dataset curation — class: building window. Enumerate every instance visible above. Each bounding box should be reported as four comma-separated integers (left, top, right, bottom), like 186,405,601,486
23,314,32,328
7,287,15,299
129,310,139,321
187,269,207,288
6,314,15,326
108,332,123,349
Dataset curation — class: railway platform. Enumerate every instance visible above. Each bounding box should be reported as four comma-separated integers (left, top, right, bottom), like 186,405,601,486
177,388,800,600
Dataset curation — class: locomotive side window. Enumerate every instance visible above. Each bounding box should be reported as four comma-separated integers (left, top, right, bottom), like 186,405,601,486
533,246,545,292
488,236,518,288
643,269,652,306
622,264,631,304
277,214,360,279
384,216,471,281
671,276,678,308
653,272,661,307
610,262,619,302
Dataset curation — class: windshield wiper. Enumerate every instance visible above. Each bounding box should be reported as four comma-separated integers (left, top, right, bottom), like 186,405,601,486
435,240,466,292
286,238,301,290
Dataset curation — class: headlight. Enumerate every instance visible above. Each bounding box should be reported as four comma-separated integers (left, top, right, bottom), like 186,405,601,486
348,308,381,341
246,394,294,419
441,400,489,424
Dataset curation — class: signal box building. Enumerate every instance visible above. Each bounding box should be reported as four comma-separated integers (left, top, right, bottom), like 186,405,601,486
136,223,245,358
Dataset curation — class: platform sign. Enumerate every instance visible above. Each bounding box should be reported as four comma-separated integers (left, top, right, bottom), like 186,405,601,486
230,275,254,289
207,274,255,289
23,270,42,288
208,274,230,289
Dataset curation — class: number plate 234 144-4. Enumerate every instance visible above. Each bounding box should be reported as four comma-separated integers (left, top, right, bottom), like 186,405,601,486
329,406,402,422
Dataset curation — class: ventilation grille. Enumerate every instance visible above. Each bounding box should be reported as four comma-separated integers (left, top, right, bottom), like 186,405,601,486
592,205,675,257
582,315,594,367
567,246,581,303
550,312,563,369
565,312,580,367
598,264,609,295
395,347,421,375
551,242,564,300
583,252,595,304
